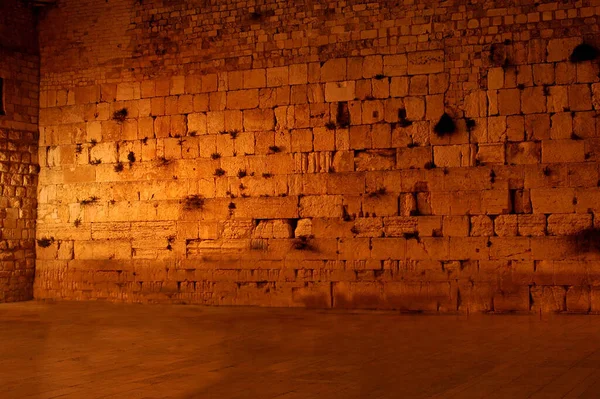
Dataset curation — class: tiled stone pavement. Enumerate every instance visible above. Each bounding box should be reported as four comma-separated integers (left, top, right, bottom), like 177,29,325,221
1,302,600,398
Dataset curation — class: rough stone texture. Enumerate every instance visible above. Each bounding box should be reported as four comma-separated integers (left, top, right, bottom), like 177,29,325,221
0,0,39,302
27,0,600,312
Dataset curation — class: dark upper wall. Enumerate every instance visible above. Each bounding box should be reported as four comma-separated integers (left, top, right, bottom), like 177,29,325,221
0,0,38,54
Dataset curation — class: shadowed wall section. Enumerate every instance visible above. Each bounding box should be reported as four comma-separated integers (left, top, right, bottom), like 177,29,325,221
34,0,600,312
0,0,40,302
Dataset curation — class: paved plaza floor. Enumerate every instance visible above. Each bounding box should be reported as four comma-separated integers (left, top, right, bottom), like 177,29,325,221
1,301,600,398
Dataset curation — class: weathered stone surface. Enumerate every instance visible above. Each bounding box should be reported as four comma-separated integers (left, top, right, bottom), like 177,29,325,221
12,0,598,312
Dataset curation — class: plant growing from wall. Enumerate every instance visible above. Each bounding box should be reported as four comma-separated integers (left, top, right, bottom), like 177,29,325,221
397,108,413,127
570,43,599,63
127,151,136,165
36,237,55,248
325,121,337,130
112,108,128,123
543,166,552,176
80,196,100,205
211,152,221,159
157,156,171,166
433,113,456,136
214,168,226,177
465,117,476,132
367,187,387,198
73,218,82,227
403,231,420,241
292,236,315,250
90,139,98,147
114,162,124,172
183,194,205,210
166,235,175,251
262,173,272,178
237,169,247,178
269,145,281,153
75,143,83,154
90,158,102,165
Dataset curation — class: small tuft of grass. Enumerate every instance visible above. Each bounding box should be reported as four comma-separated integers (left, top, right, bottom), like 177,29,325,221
269,145,281,153
80,196,100,205
214,168,226,177
112,108,128,123
114,162,124,172
229,129,239,139
211,152,221,160
228,202,236,210
90,139,98,147
237,169,247,178
127,151,136,164
465,117,476,132
292,237,314,251
73,218,82,227
570,43,600,63
433,113,456,136
90,158,101,165
367,187,387,198
157,156,171,166
543,166,552,176
183,194,205,210
403,231,420,241
37,237,54,248
262,173,273,178
325,121,337,130
188,130,197,137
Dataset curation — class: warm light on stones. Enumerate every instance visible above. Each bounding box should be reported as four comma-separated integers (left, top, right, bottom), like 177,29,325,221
0,0,600,314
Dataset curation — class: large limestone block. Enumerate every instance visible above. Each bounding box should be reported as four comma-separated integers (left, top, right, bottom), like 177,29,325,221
324,81,356,102
227,89,259,110
299,195,343,218
243,109,274,131
547,214,592,236
74,240,131,260
407,50,444,75
320,58,347,82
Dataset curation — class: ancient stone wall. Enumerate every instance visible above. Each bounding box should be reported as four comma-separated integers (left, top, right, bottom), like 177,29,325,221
34,0,600,312
0,0,39,302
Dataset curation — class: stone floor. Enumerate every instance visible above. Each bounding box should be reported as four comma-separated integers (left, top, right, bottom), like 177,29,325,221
1,303,600,399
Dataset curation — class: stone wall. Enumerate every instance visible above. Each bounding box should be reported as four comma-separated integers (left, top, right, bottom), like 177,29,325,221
0,0,39,302
34,0,600,312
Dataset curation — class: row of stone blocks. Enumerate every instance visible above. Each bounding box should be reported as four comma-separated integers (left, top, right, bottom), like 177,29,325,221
32,279,600,314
